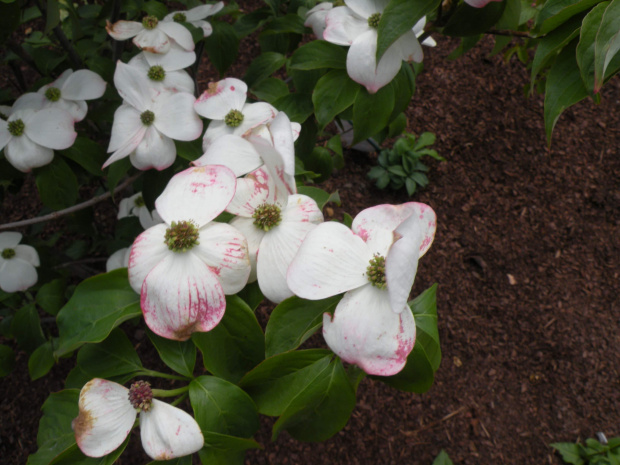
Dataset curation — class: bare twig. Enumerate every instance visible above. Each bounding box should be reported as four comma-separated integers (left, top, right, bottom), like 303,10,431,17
487,29,534,38
0,172,142,231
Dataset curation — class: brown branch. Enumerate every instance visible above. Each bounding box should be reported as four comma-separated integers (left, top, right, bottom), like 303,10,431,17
0,172,142,231
486,29,534,38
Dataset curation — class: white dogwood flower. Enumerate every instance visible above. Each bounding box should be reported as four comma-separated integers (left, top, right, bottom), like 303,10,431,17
106,15,194,54
118,192,164,229
0,232,40,293
128,53,194,94
163,2,225,37
74,379,203,460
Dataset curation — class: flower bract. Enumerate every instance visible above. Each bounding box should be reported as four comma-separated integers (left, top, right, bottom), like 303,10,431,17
163,2,225,37
0,232,40,293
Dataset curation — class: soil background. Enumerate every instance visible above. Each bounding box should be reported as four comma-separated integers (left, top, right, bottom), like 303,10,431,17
1,5,620,465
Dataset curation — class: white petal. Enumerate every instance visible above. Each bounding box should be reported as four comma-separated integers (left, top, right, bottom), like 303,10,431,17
140,400,204,460
128,224,170,293
0,232,22,249
5,136,54,172
237,102,278,136
14,244,40,266
153,92,203,141
43,98,88,122
107,104,144,152
390,29,423,63
345,0,389,18
268,112,296,177
194,20,213,37
134,28,171,54
157,21,195,51
202,121,232,150
141,252,226,340
162,69,195,94
144,45,196,71
73,379,136,458
25,108,76,150
194,78,248,120
106,20,143,40
287,221,371,300
106,247,131,272
118,193,141,219
323,284,415,375
11,92,46,113
346,29,401,94
61,70,107,101
324,6,369,46
40,69,73,94
193,222,250,294
129,126,176,171
186,2,224,20
156,165,236,227
113,61,154,112
226,175,270,217
0,258,38,292
229,216,264,283
249,135,296,201
193,134,262,177
304,3,333,38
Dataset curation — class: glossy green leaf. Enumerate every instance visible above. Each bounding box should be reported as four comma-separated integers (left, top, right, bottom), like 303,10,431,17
29,340,55,380
289,40,347,70
544,42,588,145
106,157,131,194
190,376,259,437
198,447,245,465
200,433,261,459
433,450,454,465
352,85,394,143
237,282,264,311
272,358,355,442
147,456,192,465
550,443,586,465
55,269,141,357
143,0,168,18
243,52,286,88
536,0,600,34
388,64,415,122
265,295,341,358
373,339,435,393
204,21,239,76
532,14,583,82
12,304,46,354
0,344,15,376
296,186,340,211
442,1,506,37
59,137,106,176
272,92,313,123
250,77,289,103
44,0,60,34
76,328,142,379
36,157,79,210
410,284,440,371
376,0,440,61
593,0,620,92
147,328,195,378
576,3,609,94
36,278,66,316
238,349,332,416
174,139,203,162
192,296,264,384
49,436,130,465
312,69,361,129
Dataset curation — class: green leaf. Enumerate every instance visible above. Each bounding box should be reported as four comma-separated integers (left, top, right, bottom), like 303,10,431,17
192,295,264,384
593,0,620,92
198,448,245,465
312,69,361,129
243,52,286,88
272,358,356,442
36,157,79,210
532,14,583,82
447,35,483,60
352,85,394,143
55,269,141,357
12,304,46,354
289,40,347,70
36,278,66,316
59,137,105,176
147,328,196,378
536,0,600,34
410,284,440,371
250,77,289,103
49,437,129,464
175,139,203,162
0,344,15,376
29,340,55,380
76,328,142,379
376,0,440,61
143,0,168,18
147,457,192,465
576,3,609,94
237,282,264,311
190,376,259,438
433,450,454,465
106,157,131,193
544,42,588,145
204,21,239,76
373,339,435,393
272,92,313,123
496,0,521,30
388,64,415,122
27,390,79,465
238,349,332,416
551,443,586,465
296,186,340,210
44,0,60,34
442,1,506,37
265,295,341,358
326,134,344,169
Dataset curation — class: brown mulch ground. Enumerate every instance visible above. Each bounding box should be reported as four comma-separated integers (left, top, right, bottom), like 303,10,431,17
2,15,620,465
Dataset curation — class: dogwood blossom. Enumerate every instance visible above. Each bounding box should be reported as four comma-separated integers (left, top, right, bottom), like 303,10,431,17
0,232,40,293
118,192,163,229
74,379,203,460
104,62,202,171
107,15,194,54
323,0,423,93
194,78,277,150
163,2,225,37
0,108,76,172
287,203,436,376
128,166,250,340
128,53,194,94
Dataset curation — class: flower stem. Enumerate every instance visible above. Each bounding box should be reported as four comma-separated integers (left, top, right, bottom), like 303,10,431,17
152,386,190,398
135,369,190,381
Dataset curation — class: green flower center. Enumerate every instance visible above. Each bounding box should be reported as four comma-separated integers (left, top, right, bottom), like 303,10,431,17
164,220,200,252
128,381,153,412
45,87,61,102
142,15,159,30
7,119,25,137
134,195,145,208
224,109,244,128
1,248,16,259
140,110,155,126
253,204,281,231
367,12,381,28
366,254,386,289
147,65,166,82
173,12,187,22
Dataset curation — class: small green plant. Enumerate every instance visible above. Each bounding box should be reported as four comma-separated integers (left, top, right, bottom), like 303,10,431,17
552,434,620,465
368,132,444,196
